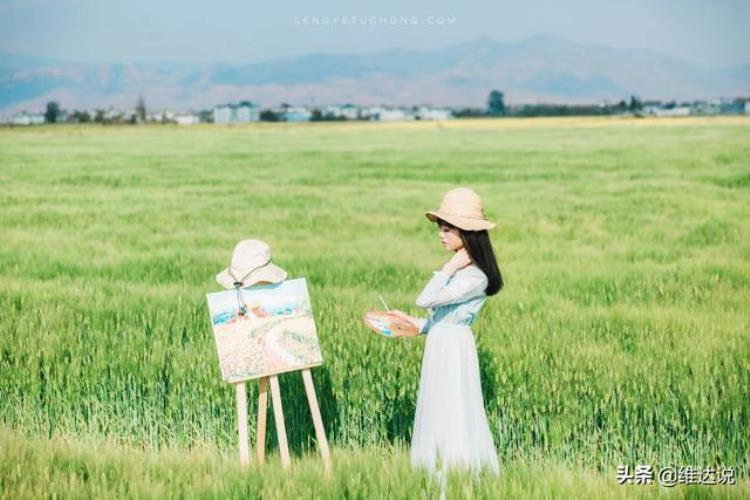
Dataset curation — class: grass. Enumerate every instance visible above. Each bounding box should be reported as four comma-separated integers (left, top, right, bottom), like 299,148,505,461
0,116,748,497
2,426,747,499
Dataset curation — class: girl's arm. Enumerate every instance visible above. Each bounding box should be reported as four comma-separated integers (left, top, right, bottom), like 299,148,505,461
415,268,487,309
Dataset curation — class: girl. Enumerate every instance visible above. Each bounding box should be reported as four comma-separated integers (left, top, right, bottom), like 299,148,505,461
391,187,503,481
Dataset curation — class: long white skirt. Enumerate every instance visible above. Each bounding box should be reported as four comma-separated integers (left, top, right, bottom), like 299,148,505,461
410,322,500,478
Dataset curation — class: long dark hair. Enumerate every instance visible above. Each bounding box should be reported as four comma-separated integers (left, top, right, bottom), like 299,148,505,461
436,217,503,296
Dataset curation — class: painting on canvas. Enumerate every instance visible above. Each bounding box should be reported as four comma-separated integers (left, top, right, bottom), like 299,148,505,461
206,278,323,383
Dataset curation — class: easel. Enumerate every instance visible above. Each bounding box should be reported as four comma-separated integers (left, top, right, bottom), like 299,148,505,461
220,275,331,474
234,366,332,475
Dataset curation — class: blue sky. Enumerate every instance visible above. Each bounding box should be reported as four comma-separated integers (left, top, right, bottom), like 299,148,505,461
1,0,748,67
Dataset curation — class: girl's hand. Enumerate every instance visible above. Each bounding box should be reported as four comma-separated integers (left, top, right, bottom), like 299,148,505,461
441,248,472,276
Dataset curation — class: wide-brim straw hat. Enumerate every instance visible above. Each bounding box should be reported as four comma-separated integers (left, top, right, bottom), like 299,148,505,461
216,239,288,289
425,187,496,231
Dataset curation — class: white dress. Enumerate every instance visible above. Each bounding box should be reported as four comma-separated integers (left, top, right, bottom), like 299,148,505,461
410,264,501,479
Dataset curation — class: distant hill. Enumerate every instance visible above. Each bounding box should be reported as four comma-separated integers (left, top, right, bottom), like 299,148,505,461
1,34,748,117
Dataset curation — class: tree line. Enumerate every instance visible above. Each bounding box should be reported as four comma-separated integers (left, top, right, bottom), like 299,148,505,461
452,90,645,118
37,91,653,124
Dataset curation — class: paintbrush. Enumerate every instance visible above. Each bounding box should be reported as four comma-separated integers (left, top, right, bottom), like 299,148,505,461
378,294,390,311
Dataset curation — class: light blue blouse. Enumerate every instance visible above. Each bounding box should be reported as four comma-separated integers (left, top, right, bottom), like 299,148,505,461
412,264,489,334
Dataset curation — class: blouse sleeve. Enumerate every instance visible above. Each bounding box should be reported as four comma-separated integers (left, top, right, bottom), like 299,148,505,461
415,268,488,309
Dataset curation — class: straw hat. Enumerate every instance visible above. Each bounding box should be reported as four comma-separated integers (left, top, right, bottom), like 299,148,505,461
216,239,288,289
425,187,496,231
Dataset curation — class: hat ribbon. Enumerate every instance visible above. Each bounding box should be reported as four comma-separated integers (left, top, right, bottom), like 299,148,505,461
228,259,270,288
228,259,269,316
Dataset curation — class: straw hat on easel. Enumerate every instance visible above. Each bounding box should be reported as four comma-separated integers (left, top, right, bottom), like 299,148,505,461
216,239,287,289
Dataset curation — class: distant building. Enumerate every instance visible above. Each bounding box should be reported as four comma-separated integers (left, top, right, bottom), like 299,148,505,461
718,98,746,115
213,101,260,124
642,101,690,117
368,106,414,121
103,108,127,122
415,106,453,120
175,114,201,125
283,105,312,122
745,101,750,115
147,109,177,123
323,104,361,120
641,100,662,115
660,106,690,117
690,101,719,115
9,112,45,125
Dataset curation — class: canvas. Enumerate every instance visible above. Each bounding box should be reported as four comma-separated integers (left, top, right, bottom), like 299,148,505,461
206,278,323,383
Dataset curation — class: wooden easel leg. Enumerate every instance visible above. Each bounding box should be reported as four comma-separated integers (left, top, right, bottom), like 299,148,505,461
256,376,268,465
235,382,250,468
301,369,332,476
269,374,291,469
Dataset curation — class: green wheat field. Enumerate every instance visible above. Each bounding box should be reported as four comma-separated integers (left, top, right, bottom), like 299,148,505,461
1,116,748,498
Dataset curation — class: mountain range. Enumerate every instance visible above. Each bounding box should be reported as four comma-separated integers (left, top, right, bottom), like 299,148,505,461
1,34,748,117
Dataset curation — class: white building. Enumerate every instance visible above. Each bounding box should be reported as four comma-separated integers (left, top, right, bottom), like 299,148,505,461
148,109,177,123
283,106,312,122
213,105,232,124
745,101,750,115
660,106,690,117
323,104,361,120
213,102,260,124
690,101,719,115
9,112,45,125
368,106,414,121
415,106,453,120
642,104,691,117
175,114,201,125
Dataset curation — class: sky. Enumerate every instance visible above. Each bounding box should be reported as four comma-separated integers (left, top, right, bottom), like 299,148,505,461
1,0,748,67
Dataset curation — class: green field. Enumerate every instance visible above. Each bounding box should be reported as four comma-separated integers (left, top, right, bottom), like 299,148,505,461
1,117,748,498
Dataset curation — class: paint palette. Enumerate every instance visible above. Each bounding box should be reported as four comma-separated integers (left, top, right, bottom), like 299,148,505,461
363,311,419,338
